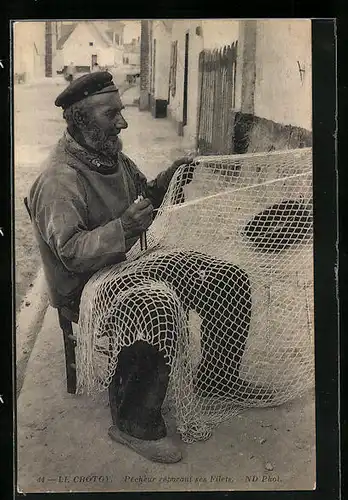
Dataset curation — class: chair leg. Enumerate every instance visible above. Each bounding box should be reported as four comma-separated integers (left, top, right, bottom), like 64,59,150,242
58,311,77,394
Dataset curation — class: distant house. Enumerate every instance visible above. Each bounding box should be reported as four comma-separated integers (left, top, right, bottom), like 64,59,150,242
14,22,46,82
123,38,140,67
53,21,124,75
14,21,68,82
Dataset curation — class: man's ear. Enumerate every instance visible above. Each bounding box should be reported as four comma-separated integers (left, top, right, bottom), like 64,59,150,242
73,109,85,126
71,102,91,127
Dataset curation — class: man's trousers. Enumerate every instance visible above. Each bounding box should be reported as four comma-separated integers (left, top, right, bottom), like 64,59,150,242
108,251,252,440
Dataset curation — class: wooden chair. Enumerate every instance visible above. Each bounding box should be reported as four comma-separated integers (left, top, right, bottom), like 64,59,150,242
23,197,78,394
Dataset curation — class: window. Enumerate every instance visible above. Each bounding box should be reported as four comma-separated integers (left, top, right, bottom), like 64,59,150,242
89,42,94,46
114,34,120,44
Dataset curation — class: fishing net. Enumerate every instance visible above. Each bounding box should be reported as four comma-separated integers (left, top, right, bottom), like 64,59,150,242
77,147,314,443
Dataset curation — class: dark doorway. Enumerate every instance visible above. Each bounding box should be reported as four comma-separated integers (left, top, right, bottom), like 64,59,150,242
183,32,189,127
91,54,98,67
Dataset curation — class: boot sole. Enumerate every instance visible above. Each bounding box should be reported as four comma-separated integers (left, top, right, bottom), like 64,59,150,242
108,425,183,464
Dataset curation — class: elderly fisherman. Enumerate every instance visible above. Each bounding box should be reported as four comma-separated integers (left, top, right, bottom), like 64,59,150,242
28,72,270,464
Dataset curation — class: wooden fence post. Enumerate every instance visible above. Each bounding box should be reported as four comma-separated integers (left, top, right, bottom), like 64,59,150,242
196,42,238,155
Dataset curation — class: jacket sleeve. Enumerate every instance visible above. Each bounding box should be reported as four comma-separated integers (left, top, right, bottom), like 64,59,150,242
145,178,167,210
33,175,127,274
146,174,185,211
120,153,185,211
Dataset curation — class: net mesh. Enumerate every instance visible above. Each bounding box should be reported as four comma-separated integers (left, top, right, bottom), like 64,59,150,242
77,147,314,443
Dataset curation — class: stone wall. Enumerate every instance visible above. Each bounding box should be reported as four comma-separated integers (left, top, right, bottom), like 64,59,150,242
231,111,312,155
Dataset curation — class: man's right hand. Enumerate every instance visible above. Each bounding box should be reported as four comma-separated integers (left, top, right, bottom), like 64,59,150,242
120,198,154,239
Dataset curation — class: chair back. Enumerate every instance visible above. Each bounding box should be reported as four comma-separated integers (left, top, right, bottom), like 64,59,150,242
24,197,32,220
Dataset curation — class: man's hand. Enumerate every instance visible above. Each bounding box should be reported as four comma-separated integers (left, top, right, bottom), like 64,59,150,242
157,154,197,193
173,155,198,185
172,154,196,168
120,198,154,239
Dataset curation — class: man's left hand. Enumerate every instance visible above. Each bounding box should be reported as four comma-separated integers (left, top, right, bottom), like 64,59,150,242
159,154,197,191
172,154,196,168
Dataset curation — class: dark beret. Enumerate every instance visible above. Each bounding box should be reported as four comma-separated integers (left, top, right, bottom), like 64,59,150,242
55,71,118,109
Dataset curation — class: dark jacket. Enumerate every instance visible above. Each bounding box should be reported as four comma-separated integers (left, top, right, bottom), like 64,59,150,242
28,131,169,312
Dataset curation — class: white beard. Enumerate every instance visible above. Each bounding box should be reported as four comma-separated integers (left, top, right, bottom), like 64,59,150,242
101,135,123,157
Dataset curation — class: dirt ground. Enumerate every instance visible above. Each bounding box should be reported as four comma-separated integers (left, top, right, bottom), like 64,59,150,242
14,79,66,310
17,295,316,494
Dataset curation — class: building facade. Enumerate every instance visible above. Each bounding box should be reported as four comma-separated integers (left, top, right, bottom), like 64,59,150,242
139,19,312,153
14,22,47,82
139,19,240,149
232,20,312,153
123,39,140,66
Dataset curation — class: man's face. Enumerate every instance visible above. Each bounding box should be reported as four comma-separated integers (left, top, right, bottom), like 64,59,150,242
79,91,128,157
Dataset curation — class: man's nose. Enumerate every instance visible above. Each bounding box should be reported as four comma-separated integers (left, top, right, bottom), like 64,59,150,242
116,115,128,129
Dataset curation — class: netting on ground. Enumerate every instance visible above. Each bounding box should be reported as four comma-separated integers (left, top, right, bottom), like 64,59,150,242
77,147,314,443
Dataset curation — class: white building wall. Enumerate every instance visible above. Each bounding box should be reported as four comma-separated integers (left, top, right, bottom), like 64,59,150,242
53,50,64,73
146,18,311,152
113,47,124,67
124,50,140,66
254,19,312,130
201,19,239,49
152,21,171,101
123,20,141,44
13,22,46,81
167,20,239,147
185,24,204,146
166,21,200,138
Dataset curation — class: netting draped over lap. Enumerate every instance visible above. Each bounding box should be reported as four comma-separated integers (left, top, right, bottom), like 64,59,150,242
77,148,314,443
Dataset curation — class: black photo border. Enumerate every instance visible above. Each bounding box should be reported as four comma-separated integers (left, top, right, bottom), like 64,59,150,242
0,3,341,500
